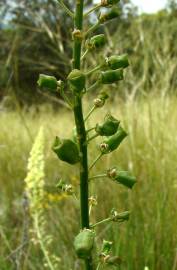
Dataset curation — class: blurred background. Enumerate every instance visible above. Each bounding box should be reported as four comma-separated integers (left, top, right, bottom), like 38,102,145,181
0,0,177,269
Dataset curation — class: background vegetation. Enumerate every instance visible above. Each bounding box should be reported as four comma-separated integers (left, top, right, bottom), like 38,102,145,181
0,0,177,269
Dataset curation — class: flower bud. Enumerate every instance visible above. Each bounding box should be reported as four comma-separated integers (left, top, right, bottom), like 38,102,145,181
99,8,120,23
67,69,86,93
99,127,127,154
87,34,106,50
101,0,120,7
74,229,95,259
100,69,123,84
37,74,58,91
52,136,80,165
93,91,109,108
95,114,120,136
107,168,136,189
107,54,129,70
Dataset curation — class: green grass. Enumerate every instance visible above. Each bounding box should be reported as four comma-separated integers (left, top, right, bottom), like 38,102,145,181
0,95,177,270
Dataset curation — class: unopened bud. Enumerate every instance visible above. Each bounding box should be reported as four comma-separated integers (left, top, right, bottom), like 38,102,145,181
95,114,120,136
67,69,86,93
37,74,58,91
94,91,109,108
99,8,120,23
74,229,95,259
100,69,123,84
52,136,80,165
100,127,127,154
106,54,129,70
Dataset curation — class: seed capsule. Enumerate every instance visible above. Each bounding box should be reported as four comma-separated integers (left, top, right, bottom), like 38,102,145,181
52,136,80,165
107,168,136,189
67,69,86,93
100,127,127,154
115,171,136,189
111,209,130,222
107,54,129,70
88,34,106,50
99,8,120,23
74,229,95,259
101,0,120,7
37,74,58,91
94,91,109,108
100,69,123,84
105,256,122,266
95,114,120,136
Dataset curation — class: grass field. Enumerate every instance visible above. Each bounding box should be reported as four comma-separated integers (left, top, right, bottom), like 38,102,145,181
0,95,177,270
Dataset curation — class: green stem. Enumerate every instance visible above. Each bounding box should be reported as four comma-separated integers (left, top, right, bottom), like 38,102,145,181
89,153,103,171
84,106,96,122
86,64,103,76
86,81,101,93
84,4,101,17
73,1,93,269
89,174,107,180
87,133,99,143
87,127,96,133
81,49,89,61
85,21,101,38
91,217,112,228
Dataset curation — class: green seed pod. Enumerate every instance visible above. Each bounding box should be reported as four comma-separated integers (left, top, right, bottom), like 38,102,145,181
111,209,130,222
100,126,127,154
101,0,120,7
100,69,123,84
105,256,122,266
99,8,120,23
95,114,120,136
52,136,80,165
115,171,136,189
37,74,58,91
93,91,109,108
74,229,95,259
107,168,136,189
67,69,86,93
88,34,106,50
107,54,129,70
